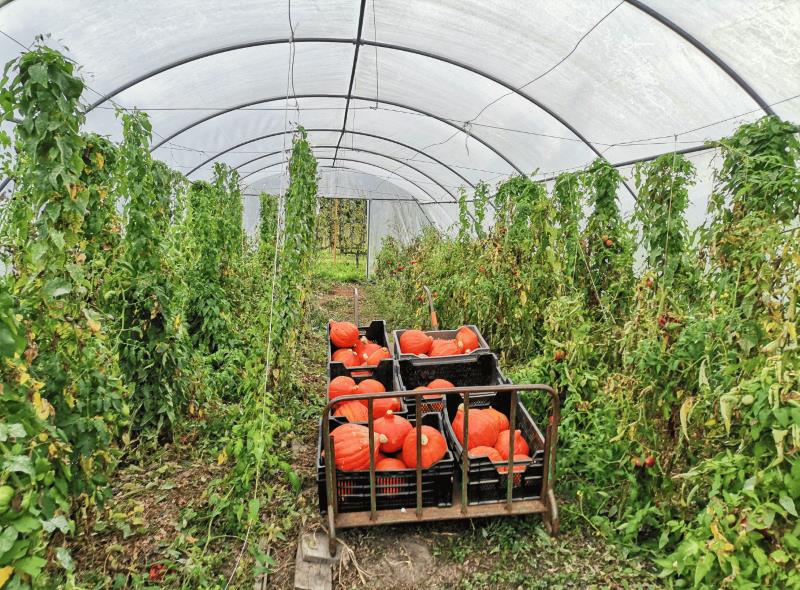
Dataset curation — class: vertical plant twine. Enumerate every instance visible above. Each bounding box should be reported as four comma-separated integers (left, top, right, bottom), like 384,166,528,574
224,3,295,586
657,134,679,316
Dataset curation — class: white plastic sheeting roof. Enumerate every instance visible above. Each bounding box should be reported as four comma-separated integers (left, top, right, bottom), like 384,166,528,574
1,0,799,230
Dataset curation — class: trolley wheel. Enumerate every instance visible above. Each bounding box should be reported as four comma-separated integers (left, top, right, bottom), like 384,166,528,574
543,489,560,536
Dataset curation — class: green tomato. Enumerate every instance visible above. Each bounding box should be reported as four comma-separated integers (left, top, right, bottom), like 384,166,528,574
0,485,14,513
740,394,755,406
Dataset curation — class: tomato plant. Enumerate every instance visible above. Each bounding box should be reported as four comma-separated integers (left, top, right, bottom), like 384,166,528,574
268,128,318,390
0,47,128,588
113,110,190,437
374,118,800,589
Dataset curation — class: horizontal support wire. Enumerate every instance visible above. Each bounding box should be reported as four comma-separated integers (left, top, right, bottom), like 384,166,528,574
185,127,474,187
236,143,457,200
148,93,523,175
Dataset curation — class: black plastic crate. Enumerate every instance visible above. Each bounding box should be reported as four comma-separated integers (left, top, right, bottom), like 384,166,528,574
397,353,508,414
392,325,490,360
328,320,393,378
443,392,547,505
317,413,454,514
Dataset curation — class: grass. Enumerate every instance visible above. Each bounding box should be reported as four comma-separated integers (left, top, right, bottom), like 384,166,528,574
312,250,367,283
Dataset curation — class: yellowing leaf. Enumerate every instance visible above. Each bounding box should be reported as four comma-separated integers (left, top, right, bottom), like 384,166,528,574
720,394,735,434
773,429,788,463
0,565,13,588
63,389,76,409
87,318,101,334
519,290,527,306
217,449,228,465
32,391,53,420
680,398,693,441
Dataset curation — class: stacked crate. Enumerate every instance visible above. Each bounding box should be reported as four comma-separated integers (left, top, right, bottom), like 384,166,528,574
319,320,548,513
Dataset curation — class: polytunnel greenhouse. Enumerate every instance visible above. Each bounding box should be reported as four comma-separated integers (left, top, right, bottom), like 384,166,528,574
0,1,798,589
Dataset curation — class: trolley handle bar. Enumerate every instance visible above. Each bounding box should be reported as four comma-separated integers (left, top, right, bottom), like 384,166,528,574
322,383,559,418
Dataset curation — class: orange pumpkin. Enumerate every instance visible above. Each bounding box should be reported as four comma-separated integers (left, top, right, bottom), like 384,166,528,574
359,342,381,361
494,429,530,460
468,445,503,462
496,453,530,474
365,346,391,365
427,378,454,390
413,384,439,400
353,337,370,358
329,376,357,401
376,458,407,470
374,410,413,453
330,321,360,348
399,329,433,355
401,425,447,468
356,378,385,394
372,396,401,419
332,348,361,367
483,407,510,432
334,400,368,422
451,405,500,450
455,326,480,353
330,423,380,471
429,339,460,357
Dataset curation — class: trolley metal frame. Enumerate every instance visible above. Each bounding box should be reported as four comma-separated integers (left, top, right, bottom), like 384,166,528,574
321,382,560,556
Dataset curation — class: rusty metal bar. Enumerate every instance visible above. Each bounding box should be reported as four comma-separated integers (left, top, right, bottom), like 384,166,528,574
506,388,517,512
367,397,376,521
541,416,552,501
325,384,557,414
550,388,560,492
322,409,338,556
415,391,423,518
461,391,470,514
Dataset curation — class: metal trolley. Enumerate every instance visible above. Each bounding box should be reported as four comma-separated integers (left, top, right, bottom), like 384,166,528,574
320,382,560,556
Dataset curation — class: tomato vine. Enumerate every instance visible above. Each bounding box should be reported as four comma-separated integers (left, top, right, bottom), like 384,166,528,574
268,128,318,390
0,47,127,587
114,110,189,436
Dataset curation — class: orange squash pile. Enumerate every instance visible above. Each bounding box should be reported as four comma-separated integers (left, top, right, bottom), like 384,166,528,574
398,325,482,357
451,405,532,472
329,419,448,472
327,376,401,420
330,320,391,367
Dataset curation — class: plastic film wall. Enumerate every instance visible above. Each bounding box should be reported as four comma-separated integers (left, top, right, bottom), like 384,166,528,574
0,0,798,256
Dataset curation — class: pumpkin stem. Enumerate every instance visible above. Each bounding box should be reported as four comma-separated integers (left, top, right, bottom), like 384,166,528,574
386,410,393,417
379,433,388,444
420,434,429,446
